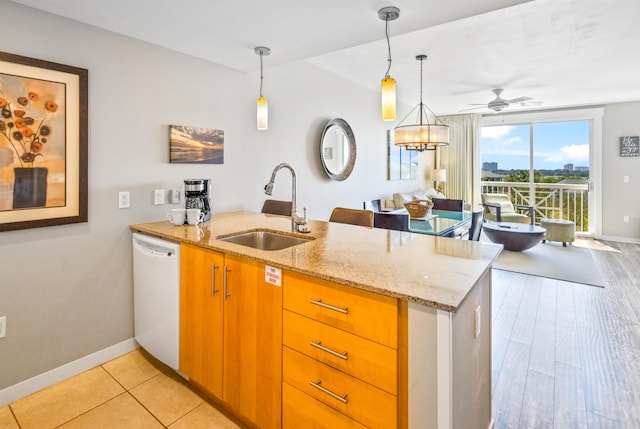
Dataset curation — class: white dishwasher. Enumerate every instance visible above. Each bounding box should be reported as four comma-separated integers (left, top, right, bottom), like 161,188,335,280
132,233,180,370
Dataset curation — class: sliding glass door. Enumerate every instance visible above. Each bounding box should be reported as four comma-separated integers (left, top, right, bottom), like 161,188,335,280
480,108,602,235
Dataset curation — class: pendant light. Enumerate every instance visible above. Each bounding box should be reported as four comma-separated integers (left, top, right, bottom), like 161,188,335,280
255,46,271,130
394,55,449,151
378,6,400,121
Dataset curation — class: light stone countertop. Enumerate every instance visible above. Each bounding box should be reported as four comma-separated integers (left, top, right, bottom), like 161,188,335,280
130,210,503,313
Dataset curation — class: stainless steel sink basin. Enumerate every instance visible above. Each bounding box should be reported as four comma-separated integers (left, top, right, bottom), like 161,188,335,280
216,230,312,251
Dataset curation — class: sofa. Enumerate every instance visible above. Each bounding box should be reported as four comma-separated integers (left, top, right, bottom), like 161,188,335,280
390,189,469,212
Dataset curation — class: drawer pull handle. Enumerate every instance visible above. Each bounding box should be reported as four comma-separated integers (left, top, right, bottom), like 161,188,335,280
309,380,348,404
309,341,348,360
309,299,348,314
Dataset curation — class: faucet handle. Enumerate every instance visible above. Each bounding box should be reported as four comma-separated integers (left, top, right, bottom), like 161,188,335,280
295,207,310,233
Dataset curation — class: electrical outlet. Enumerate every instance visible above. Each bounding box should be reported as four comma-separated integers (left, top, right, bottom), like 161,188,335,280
0,316,6,339
118,191,130,209
474,306,481,338
624,215,630,223
154,189,165,205
170,188,181,204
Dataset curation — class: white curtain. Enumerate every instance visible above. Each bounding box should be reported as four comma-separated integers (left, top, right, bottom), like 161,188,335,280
436,114,481,209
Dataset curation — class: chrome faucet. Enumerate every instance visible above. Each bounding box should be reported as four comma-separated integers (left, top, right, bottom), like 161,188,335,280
264,163,308,232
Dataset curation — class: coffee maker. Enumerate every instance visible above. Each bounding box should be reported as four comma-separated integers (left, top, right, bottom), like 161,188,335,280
184,179,212,222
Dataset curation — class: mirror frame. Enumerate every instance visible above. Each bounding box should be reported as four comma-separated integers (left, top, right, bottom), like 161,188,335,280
319,118,356,181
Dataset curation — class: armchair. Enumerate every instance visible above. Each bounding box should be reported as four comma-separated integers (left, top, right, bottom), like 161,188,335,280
481,193,534,225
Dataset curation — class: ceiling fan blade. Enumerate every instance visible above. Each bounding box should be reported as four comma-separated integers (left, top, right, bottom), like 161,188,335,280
459,106,487,112
507,96,532,104
467,103,487,106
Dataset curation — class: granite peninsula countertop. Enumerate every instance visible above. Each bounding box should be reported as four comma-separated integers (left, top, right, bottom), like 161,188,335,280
131,211,503,312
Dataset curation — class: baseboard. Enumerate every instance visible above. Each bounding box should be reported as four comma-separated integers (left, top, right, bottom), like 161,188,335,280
600,234,640,244
0,338,137,407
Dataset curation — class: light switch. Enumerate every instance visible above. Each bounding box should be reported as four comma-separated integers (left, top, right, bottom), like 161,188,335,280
154,189,165,205
474,306,481,338
624,176,630,183
118,191,130,209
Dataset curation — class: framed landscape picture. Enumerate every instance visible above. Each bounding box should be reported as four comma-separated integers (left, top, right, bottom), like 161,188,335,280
0,51,88,232
169,124,224,164
387,130,418,180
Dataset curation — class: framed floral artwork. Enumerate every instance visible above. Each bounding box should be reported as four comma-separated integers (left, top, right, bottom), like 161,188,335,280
0,52,88,232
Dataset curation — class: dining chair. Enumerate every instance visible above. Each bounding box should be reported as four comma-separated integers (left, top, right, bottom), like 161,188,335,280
466,209,484,241
373,212,409,231
431,198,463,211
261,199,292,216
329,207,373,227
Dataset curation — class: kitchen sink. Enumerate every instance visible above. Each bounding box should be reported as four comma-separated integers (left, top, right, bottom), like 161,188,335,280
216,230,313,251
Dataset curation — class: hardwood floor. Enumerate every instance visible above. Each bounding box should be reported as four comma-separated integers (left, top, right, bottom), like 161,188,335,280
492,240,640,428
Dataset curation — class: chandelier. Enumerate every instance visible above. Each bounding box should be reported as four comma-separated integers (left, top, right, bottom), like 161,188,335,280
394,54,449,151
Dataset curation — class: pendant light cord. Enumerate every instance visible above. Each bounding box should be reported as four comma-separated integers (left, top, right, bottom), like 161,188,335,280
418,56,424,124
259,52,264,98
395,54,445,126
384,17,392,79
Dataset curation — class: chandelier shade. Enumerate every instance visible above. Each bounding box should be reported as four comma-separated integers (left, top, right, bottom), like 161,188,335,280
394,54,449,151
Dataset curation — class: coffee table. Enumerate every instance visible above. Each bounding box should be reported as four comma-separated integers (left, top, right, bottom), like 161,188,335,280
483,222,546,251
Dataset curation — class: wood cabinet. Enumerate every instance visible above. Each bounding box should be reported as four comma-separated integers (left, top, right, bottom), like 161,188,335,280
179,244,282,428
222,253,282,428
179,243,224,397
282,270,400,428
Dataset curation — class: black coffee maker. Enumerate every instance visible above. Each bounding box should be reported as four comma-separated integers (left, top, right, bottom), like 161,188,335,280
184,179,212,222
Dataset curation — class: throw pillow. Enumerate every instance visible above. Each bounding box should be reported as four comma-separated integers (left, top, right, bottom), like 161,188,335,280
393,192,414,209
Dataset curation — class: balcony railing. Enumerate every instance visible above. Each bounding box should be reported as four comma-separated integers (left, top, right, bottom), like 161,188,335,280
481,181,589,232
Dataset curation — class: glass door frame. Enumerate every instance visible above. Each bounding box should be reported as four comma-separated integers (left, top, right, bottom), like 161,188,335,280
481,107,604,237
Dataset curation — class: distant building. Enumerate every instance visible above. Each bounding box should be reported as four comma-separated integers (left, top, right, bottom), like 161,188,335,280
564,163,574,171
481,170,505,181
483,162,498,172
575,166,589,172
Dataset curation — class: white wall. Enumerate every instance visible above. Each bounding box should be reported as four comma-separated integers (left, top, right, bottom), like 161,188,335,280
602,101,640,241
0,2,426,392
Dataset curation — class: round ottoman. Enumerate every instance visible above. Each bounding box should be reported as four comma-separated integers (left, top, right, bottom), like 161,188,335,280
540,218,575,247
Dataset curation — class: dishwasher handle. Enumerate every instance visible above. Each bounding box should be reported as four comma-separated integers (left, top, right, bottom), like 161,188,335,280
133,237,177,258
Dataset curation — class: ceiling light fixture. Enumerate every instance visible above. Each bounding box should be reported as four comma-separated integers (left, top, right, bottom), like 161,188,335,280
394,55,449,151
378,6,400,121
255,46,271,130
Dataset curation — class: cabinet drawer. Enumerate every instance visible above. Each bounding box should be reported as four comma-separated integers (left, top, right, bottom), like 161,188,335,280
283,347,397,429
283,310,397,395
283,382,366,429
283,271,398,348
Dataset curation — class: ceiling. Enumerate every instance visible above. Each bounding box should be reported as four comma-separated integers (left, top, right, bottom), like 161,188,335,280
10,0,640,115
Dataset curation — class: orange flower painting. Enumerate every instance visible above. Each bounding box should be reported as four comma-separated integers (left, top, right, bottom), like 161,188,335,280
0,72,66,211
0,51,87,232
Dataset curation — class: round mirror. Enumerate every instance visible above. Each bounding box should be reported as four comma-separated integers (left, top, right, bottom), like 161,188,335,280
320,118,356,181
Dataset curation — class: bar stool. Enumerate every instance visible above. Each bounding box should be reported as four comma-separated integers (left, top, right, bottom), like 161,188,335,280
329,207,373,227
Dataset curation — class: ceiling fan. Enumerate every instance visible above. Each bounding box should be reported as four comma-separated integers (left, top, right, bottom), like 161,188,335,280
463,88,534,112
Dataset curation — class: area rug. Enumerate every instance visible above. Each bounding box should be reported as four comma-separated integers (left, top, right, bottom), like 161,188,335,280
489,240,605,287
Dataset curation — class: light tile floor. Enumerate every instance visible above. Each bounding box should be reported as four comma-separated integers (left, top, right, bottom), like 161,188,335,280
1,348,242,429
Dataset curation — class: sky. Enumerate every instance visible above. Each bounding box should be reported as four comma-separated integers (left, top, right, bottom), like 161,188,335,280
481,120,590,170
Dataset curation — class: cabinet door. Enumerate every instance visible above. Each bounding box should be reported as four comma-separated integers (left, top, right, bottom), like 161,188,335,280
223,254,282,428
179,244,224,398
